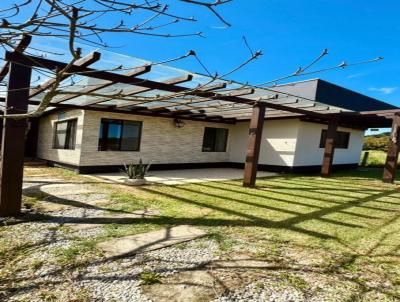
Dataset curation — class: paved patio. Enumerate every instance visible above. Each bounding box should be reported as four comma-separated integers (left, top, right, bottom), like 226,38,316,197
92,168,277,185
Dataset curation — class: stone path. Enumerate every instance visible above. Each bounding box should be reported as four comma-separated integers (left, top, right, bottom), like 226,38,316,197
9,172,214,302
97,225,207,257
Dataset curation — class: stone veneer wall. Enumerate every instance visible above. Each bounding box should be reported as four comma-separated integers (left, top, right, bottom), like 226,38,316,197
36,110,232,167
36,109,85,166
78,110,232,166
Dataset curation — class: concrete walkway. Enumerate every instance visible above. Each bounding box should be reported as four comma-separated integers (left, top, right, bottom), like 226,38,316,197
93,168,276,185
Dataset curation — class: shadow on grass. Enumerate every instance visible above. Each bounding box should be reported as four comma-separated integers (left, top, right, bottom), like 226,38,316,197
2,168,400,301
12,169,400,243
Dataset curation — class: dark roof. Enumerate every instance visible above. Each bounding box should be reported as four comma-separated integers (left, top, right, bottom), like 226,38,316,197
273,79,398,112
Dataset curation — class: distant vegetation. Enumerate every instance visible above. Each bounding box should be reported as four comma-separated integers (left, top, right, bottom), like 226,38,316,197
361,132,400,167
363,132,390,152
360,150,387,167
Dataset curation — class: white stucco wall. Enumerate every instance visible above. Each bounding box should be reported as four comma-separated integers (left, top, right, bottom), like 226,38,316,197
293,121,364,166
37,109,85,166
229,119,300,166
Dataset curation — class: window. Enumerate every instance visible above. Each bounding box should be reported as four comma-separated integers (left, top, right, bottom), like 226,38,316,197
53,119,77,150
98,118,142,151
319,129,350,149
202,127,228,152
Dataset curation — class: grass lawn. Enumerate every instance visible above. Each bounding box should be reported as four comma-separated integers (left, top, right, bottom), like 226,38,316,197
361,150,400,167
2,166,400,301
104,167,400,300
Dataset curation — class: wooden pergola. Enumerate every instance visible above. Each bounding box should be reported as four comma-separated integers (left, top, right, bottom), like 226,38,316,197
0,49,399,216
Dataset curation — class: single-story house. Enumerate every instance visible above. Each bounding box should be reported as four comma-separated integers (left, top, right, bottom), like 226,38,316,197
24,78,395,174
1,49,400,216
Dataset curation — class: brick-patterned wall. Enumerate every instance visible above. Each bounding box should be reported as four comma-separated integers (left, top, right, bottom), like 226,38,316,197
37,109,84,165
78,111,232,166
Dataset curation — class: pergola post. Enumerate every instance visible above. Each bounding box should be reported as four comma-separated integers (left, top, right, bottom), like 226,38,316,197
321,119,338,177
0,61,32,217
383,113,400,183
243,102,266,187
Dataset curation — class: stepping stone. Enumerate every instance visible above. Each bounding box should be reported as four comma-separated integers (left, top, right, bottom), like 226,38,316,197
40,183,93,195
84,199,112,206
65,209,160,231
36,199,112,213
37,201,74,212
96,225,206,257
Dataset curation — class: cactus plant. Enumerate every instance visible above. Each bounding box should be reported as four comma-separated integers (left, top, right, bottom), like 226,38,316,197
122,159,151,179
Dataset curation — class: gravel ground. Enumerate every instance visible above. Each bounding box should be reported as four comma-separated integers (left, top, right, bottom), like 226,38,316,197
76,239,219,302
2,177,221,302
2,173,393,302
212,273,363,302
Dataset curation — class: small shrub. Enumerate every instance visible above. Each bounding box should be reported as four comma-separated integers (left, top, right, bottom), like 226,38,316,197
122,159,151,179
139,271,163,285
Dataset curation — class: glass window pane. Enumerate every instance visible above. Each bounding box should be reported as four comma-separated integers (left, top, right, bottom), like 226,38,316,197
106,121,122,150
121,121,141,151
319,130,349,149
98,118,142,151
65,120,76,149
202,127,228,152
319,130,327,148
55,122,67,149
54,119,77,150
215,128,228,152
202,127,216,151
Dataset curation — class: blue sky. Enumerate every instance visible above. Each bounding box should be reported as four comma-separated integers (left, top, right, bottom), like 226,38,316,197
87,0,400,108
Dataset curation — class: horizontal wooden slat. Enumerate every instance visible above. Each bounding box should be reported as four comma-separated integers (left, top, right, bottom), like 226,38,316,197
29,51,101,98
6,51,328,119
51,65,152,104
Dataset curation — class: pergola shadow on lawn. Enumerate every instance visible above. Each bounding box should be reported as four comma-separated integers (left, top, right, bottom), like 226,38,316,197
3,168,400,301
18,168,400,243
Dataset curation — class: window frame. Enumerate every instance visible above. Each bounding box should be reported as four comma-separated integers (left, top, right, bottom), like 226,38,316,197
202,127,229,152
52,118,78,150
98,118,142,152
319,129,350,149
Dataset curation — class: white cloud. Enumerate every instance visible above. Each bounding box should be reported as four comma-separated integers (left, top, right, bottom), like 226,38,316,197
346,73,367,79
368,87,398,95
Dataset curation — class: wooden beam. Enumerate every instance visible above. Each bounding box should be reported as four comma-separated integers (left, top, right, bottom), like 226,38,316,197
6,52,328,119
243,102,267,187
8,98,236,124
29,51,101,98
0,35,32,83
321,119,338,177
0,62,32,217
198,82,227,91
51,65,151,104
221,88,254,97
383,113,400,183
78,74,193,108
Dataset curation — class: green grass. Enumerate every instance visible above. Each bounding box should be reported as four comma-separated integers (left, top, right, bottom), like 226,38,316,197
53,239,98,266
124,167,400,299
360,150,400,167
3,166,400,300
139,271,164,285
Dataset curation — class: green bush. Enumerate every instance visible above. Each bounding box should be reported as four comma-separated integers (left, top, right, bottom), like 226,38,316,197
363,133,390,152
